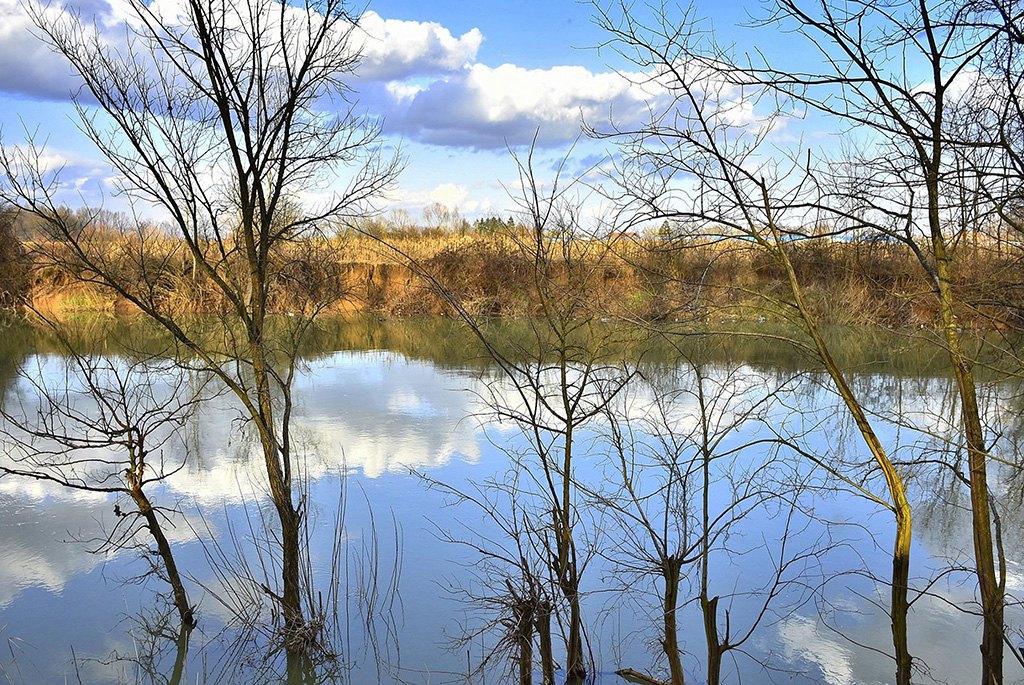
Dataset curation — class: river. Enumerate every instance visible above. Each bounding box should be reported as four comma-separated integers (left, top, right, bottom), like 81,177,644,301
0,316,1021,684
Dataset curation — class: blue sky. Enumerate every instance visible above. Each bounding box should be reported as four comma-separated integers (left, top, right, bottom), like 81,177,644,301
0,0,804,222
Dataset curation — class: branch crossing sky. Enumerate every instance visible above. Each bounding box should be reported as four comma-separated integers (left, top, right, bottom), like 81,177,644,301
0,0,807,221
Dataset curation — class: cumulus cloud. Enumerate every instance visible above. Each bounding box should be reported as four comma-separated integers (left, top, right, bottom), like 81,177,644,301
0,0,662,153
429,182,469,208
355,11,482,81
0,0,775,165
0,0,86,100
369,56,781,151
383,181,496,216
0,0,483,102
381,63,661,149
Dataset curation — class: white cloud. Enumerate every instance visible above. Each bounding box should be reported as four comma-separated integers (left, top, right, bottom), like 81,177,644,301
385,62,660,149
0,0,483,101
355,11,482,81
386,81,425,102
374,55,790,150
429,182,469,208
0,0,85,100
385,181,497,217
0,0,771,157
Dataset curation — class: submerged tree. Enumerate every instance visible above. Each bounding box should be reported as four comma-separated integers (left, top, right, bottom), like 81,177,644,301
590,4,921,683
381,144,638,683
0,321,205,629
595,348,821,685
462,152,639,683
421,470,557,685
751,2,1016,680
0,0,398,657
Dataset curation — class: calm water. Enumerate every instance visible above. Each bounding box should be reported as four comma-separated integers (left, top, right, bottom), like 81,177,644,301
0,316,1021,684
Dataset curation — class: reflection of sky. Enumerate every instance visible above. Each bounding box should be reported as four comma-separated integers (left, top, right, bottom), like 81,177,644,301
778,615,856,685
152,351,487,506
0,495,107,607
774,581,986,685
0,351,488,501
0,347,1022,684
0,350,492,644
292,351,483,478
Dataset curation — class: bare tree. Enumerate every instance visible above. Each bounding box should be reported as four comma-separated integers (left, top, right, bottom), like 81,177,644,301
593,348,821,685
421,470,557,685
955,0,1024,242
458,153,640,683
0,0,399,654
0,318,207,629
742,2,1014,679
371,144,639,682
589,5,921,683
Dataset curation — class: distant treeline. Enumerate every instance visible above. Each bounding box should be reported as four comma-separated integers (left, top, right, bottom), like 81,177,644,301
1,205,1021,330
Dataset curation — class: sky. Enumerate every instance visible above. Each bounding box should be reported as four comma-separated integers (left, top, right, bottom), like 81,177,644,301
0,0,808,223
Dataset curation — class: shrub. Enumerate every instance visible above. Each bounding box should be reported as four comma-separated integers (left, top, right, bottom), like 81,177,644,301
0,207,27,307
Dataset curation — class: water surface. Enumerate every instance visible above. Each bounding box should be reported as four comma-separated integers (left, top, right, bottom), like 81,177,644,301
0,316,1021,685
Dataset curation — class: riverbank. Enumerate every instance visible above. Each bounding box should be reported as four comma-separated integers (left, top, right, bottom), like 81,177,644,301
8,232,1024,330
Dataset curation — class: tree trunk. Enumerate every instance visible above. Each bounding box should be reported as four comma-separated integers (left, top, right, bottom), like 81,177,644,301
273,478,304,649
285,651,313,684
252,335,306,650
893,508,913,685
168,624,191,685
925,78,1002,679
514,600,535,685
133,489,195,629
929,180,1003,685
255,432,304,648
663,561,685,685
764,204,915,685
557,409,586,683
701,594,722,685
565,582,586,684
536,600,556,685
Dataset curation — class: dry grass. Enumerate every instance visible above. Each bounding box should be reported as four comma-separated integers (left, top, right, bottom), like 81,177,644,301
11,229,1024,330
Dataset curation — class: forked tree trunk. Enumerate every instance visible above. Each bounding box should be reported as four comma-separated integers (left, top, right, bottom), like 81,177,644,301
701,594,723,685
892,509,913,685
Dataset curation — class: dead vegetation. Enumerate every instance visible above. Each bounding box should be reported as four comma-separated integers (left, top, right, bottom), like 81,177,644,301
9,224,1022,330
